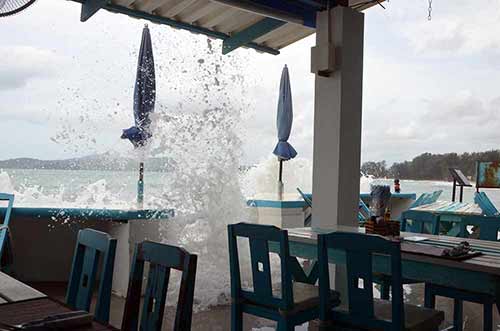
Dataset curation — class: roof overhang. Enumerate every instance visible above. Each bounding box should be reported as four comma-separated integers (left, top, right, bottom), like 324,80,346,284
70,0,384,55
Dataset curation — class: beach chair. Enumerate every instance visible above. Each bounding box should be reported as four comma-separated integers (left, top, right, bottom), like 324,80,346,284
0,193,14,269
122,241,197,331
474,191,499,216
66,229,117,324
228,222,340,331
425,215,500,331
297,188,312,226
297,188,372,224
318,232,444,331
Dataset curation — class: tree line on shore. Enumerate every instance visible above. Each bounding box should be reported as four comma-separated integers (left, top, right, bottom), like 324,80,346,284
362,150,500,181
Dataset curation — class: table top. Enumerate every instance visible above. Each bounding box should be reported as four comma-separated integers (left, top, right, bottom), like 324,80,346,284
286,226,500,277
0,272,116,330
410,200,482,216
0,272,46,304
0,298,117,330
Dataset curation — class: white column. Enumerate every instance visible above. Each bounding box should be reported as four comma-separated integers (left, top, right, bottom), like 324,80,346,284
311,6,364,230
311,6,364,295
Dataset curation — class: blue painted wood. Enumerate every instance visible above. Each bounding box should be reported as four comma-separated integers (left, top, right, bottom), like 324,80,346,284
223,17,286,54
318,232,405,330
66,228,117,324
121,241,197,331
425,214,500,331
475,192,499,216
296,188,312,208
0,193,14,269
228,223,332,331
70,0,280,55
401,210,440,235
0,206,174,223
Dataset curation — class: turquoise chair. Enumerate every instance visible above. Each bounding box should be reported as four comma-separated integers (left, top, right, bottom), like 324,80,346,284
475,192,499,216
297,188,372,224
297,188,312,226
425,215,500,331
122,241,197,331
66,229,117,324
0,193,14,269
318,232,444,331
227,222,340,331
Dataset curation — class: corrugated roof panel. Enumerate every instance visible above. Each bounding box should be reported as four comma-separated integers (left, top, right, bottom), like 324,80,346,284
73,0,384,55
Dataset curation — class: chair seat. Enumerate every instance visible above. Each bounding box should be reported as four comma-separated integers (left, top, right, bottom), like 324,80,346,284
290,282,340,313
373,273,421,285
243,282,340,315
333,298,444,331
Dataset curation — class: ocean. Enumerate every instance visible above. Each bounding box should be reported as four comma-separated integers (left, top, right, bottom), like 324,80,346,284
3,166,500,209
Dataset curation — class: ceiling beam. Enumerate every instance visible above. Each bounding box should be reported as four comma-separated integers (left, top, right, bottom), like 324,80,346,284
80,0,108,21
222,17,286,54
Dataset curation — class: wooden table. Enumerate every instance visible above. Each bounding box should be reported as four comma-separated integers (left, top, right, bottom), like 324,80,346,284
282,226,500,307
0,272,116,330
405,201,484,236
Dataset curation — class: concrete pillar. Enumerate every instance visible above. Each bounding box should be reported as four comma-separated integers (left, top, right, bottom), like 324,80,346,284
311,6,364,229
311,6,364,295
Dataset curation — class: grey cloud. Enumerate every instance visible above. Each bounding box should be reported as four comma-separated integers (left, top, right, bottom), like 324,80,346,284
0,46,61,90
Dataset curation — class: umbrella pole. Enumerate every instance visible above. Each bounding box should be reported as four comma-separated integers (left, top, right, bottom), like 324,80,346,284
137,162,144,209
278,159,284,199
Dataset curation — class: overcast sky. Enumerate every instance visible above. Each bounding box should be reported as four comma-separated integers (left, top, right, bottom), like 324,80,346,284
2,0,500,165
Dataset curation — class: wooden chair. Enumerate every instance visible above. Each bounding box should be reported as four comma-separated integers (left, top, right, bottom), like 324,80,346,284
425,215,500,331
318,231,444,331
66,228,117,324
0,193,14,269
121,241,197,331
228,222,340,331
475,192,499,217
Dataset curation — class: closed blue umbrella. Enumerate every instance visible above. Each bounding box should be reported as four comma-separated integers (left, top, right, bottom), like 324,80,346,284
121,24,155,207
273,65,297,189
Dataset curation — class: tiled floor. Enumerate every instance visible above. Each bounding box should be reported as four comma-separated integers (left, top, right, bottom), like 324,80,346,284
30,282,499,330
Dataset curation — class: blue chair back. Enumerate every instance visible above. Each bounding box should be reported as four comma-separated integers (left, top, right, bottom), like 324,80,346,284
411,190,442,208
66,229,117,324
401,210,440,235
474,192,499,217
318,232,404,331
459,216,500,241
228,222,294,311
0,193,14,267
122,241,197,331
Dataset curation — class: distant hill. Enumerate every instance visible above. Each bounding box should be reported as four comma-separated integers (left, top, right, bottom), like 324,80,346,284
0,153,174,172
362,150,500,181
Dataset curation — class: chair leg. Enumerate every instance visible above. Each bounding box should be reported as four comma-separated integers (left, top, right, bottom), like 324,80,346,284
453,299,463,331
483,303,493,331
424,284,436,309
277,318,294,331
231,303,243,331
380,281,390,300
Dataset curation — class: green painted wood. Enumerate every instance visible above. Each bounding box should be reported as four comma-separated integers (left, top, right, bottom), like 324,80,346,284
80,0,107,21
66,228,117,324
69,0,280,55
0,207,174,223
0,193,14,270
222,17,286,55
269,240,500,296
228,223,335,331
122,241,197,331
318,232,406,330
